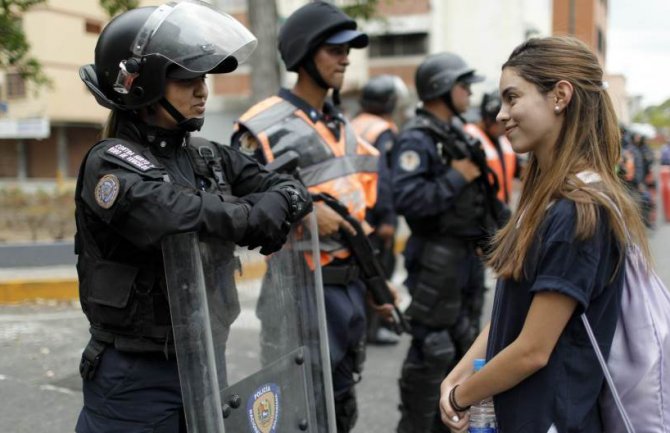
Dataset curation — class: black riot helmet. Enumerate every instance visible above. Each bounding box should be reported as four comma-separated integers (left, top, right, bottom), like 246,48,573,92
480,90,502,123
278,0,367,99
79,0,256,129
360,75,407,115
278,1,368,72
415,52,484,102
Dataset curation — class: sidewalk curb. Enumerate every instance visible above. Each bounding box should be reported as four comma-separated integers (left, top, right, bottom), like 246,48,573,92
0,279,78,304
0,236,408,304
0,260,269,305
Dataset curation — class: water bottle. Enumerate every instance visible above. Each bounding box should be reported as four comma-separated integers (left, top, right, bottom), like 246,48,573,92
468,358,497,433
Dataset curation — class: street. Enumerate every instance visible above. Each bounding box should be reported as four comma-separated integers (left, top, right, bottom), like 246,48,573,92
0,215,668,433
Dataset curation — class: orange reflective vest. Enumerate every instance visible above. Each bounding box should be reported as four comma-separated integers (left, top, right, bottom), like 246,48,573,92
235,96,379,266
464,123,516,204
350,112,398,149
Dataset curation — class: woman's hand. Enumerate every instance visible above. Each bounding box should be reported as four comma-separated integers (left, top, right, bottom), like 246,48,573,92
439,380,469,433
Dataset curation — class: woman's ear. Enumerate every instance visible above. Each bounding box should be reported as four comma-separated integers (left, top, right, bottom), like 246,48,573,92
553,80,573,112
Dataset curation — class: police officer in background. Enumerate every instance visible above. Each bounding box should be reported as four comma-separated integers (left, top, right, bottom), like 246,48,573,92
75,2,311,432
351,75,406,345
231,2,392,431
464,90,518,206
392,53,500,433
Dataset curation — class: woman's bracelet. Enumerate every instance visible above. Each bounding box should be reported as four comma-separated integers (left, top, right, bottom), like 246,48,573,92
449,385,471,412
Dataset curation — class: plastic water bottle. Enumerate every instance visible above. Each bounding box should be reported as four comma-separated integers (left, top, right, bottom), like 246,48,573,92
468,358,497,433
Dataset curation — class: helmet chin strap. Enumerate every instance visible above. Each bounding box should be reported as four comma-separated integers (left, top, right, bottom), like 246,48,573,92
159,98,204,132
442,91,466,124
304,57,341,106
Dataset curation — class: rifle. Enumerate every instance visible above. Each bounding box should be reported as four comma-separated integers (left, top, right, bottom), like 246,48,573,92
312,192,410,335
265,151,410,335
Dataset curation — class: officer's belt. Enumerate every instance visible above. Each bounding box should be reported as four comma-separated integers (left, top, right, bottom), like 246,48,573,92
322,263,360,286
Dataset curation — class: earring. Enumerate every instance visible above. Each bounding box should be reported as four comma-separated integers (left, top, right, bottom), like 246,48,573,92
554,105,561,114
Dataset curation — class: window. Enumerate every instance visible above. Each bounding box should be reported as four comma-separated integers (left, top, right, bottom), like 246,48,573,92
6,73,26,99
368,33,428,58
85,19,102,34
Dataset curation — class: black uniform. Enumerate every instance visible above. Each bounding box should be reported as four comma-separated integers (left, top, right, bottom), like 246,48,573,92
392,109,499,433
74,115,307,433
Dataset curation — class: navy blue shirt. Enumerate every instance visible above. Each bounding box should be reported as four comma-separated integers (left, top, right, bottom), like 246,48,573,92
486,199,624,433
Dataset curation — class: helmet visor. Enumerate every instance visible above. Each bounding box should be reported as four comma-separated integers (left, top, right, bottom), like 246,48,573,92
132,0,257,75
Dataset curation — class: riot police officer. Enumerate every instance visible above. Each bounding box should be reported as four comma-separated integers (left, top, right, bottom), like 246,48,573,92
75,2,311,432
464,90,519,206
351,75,407,345
392,52,500,433
231,2,392,431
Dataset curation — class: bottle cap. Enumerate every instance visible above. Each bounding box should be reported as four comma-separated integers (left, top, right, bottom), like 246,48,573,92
473,358,486,371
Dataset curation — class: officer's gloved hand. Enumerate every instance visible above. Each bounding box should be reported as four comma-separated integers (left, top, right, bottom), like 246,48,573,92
240,191,292,255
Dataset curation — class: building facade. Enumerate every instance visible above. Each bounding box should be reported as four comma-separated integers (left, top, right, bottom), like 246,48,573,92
3,0,630,182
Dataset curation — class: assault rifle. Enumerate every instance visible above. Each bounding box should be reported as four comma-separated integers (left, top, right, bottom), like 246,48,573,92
266,151,410,335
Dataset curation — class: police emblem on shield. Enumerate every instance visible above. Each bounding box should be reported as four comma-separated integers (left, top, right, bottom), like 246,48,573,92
247,383,280,433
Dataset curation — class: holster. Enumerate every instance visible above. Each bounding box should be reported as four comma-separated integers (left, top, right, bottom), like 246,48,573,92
405,239,467,328
79,337,107,380
351,338,366,377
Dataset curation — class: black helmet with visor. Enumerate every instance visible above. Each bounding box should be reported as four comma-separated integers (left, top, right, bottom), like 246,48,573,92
80,0,256,129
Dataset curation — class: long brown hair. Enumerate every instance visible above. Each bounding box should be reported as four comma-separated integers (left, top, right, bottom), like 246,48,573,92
100,109,121,139
487,36,650,280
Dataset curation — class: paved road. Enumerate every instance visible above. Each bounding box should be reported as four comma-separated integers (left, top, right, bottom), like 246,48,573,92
1,215,668,433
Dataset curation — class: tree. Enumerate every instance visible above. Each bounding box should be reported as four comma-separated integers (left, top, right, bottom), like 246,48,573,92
99,0,138,17
340,0,384,20
0,0,50,91
248,0,281,101
634,99,670,131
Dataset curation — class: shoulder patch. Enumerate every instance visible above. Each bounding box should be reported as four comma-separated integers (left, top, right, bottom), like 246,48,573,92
239,131,260,155
94,174,120,209
399,150,421,172
105,143,156,172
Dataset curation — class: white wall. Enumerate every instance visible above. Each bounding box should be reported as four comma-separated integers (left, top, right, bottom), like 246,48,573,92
430,0,551,100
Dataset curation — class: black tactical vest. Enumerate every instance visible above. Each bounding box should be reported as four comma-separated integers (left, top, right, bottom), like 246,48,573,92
75,137,232,353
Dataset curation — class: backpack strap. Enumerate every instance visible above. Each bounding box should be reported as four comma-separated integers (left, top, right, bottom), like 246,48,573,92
580,314,636,433
186,136,227,189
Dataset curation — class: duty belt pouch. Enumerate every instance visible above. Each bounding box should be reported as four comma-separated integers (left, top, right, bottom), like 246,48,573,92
351,338,366,377
406,240,466,328
79,338,107,380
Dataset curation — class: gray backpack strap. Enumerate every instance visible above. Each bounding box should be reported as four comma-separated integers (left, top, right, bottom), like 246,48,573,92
186,137,227,189
580,314,636,433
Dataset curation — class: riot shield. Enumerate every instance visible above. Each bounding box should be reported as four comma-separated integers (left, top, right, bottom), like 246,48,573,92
162,212,336,433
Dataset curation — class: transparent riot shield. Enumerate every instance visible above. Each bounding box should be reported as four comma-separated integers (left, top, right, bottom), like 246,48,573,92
162,212,335,433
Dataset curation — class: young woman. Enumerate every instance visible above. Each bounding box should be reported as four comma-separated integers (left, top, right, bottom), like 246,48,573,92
438,36,650,433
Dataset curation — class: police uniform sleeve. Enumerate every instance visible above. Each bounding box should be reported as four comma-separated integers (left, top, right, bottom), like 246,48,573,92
391,130,469,218
218,144,312,222
81,143,252,249
369,130,396,226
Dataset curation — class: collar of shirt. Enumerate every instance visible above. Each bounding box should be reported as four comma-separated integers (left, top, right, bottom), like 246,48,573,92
278,88,345,125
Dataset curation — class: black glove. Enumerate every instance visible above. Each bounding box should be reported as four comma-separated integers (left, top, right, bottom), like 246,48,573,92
240,191,291,255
